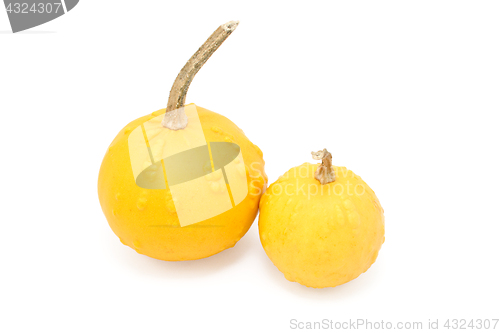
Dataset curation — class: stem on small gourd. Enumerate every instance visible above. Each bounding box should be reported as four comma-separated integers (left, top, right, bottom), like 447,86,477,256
311,149,336,185
162,20,239,130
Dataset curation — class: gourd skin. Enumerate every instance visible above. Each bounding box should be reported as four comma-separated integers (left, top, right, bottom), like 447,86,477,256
258,163,384,288
98,104,267,261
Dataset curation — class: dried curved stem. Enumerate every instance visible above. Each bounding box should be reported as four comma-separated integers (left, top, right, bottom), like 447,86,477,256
165,20,239,114
312,149,336,185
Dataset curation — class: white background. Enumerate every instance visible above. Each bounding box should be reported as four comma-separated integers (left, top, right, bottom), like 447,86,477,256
1,1,499,332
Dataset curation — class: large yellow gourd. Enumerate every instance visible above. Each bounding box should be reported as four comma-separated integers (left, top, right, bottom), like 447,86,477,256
98,21,267,261
99,105,266,261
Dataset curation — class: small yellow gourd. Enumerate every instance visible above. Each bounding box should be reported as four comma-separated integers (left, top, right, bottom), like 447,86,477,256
258,149,384,288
